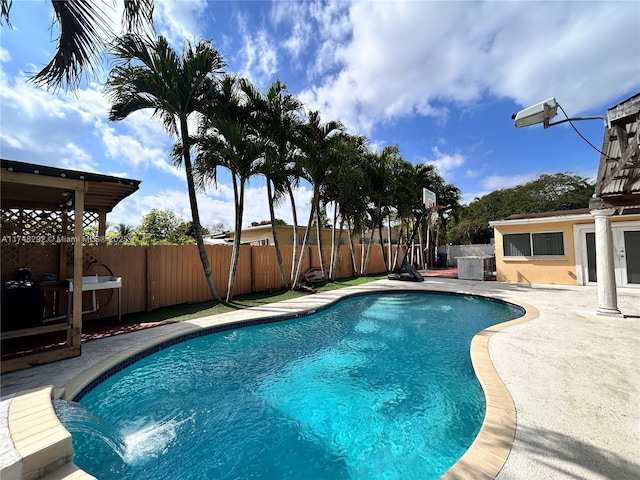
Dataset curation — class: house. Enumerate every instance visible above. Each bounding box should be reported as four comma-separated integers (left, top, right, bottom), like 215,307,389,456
204,224,401,247
490,92,640,309
490,208,640,287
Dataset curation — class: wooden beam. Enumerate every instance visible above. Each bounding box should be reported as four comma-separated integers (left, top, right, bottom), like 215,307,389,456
0,346,81,374
1,170,86,191
598,133,639,194
590,195,640,209
608,96,640,123
1,323,70,340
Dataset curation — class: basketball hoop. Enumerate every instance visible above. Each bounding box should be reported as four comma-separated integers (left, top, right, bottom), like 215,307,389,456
422,188,436,209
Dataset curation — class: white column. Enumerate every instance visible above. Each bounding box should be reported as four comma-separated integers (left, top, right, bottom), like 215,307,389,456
591,208,622,316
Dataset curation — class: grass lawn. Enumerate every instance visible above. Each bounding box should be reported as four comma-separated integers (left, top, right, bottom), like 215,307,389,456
117,274,388,325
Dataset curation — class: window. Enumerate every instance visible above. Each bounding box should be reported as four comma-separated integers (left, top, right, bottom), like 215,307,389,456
532,232,564,255
503,232,565,257
503,233,531,256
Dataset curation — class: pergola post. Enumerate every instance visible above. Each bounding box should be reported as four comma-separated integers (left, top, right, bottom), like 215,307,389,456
71,189,85,347
98,209,107,238
591,208,622,316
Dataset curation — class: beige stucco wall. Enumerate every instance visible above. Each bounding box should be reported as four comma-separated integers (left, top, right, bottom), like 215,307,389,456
494,214,640,285
232,226,350,246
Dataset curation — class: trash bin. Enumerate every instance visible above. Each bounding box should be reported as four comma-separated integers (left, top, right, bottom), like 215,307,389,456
437,253,447,268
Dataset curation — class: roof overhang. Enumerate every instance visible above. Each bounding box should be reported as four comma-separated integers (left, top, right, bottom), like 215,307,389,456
490,209,640,227
490,213,593,227
1,159,140,212
592,93,640,209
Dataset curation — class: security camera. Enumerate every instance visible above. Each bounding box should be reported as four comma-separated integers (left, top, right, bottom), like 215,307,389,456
512,98,558,128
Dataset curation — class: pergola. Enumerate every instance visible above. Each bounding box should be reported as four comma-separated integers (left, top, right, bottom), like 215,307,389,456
1,159,140,372
589,93,640,315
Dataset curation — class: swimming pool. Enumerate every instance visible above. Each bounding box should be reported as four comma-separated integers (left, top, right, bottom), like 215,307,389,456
62,292,523,479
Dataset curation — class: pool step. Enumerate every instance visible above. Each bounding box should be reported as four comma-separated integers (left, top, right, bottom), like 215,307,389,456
40,463,96,480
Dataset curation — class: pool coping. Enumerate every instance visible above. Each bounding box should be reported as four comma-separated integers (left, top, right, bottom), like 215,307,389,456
4,284,537,480
441,299,538,480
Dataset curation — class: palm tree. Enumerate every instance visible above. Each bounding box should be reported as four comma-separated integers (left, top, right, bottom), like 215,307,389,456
1,0,154,90
195,75,266,302
325,134,368,280
242,79,303,289
105,34,224,302
291,110,344,288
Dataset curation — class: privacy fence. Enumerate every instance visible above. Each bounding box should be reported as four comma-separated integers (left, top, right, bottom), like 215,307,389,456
1,243,388,321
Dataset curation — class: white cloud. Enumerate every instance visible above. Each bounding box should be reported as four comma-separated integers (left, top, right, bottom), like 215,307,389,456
154,0,207,46
461,172,538,205
0,46,10,62
236,16,278,87
0,71,102,168
292,1,639,135
421,147,467,181
481,174,535,191
101,123,182,180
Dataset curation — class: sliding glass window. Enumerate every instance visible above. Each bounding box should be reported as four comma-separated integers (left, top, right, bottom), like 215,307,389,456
503,232,565,257
503,233,531,256
532,232,565,255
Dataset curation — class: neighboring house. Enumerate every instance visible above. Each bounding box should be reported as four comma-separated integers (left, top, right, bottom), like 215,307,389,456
205,224,401,247
490,209,640,288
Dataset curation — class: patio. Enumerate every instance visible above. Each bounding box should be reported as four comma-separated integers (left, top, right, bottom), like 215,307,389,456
1,278,639,479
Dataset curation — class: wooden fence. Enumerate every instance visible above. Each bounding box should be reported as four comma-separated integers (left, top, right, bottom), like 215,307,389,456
1,242,388,321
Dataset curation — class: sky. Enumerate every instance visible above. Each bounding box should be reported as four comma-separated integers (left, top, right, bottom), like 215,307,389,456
1,0,639,231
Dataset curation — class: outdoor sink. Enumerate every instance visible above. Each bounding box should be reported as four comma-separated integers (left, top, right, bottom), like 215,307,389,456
66,276,122,292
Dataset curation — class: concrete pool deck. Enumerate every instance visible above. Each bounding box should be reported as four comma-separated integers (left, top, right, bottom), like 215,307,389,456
1,279,639,479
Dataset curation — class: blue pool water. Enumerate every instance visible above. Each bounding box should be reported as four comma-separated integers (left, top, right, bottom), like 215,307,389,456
67,292,523,479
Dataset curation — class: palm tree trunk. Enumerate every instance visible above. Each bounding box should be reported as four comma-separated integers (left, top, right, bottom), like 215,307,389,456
347,219,358,277
267,179,289,289
315,201,327,281
226,176,244,303
181,118,221,303
377,207,388,271
363,227,375,275
287,184,299,284
331,214,345,280
418,226,424,269
387,214,392,272
329,202,339,280
292,188,317,289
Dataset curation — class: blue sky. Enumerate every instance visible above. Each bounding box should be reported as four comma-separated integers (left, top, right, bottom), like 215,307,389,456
1,0,639,230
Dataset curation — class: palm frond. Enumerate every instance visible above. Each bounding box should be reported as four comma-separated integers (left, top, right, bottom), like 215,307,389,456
31,0,111,90
1,0,12,27
122,0,154,33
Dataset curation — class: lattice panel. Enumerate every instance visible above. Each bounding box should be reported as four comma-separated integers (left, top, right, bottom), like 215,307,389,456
65,246,100,268
1,244,19,269
1,209,100,242
67,210,100,230
1,208,65,241
21,244,58,271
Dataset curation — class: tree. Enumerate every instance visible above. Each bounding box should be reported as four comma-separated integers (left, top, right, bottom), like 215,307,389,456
244,79,304,289
324,134,368,279
135,209,191,244
194,75,265,302
448,172,594,244
1,0,154,90
108,222,134,245
251,219,287,226
292,110,344,287
105,34,225,302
